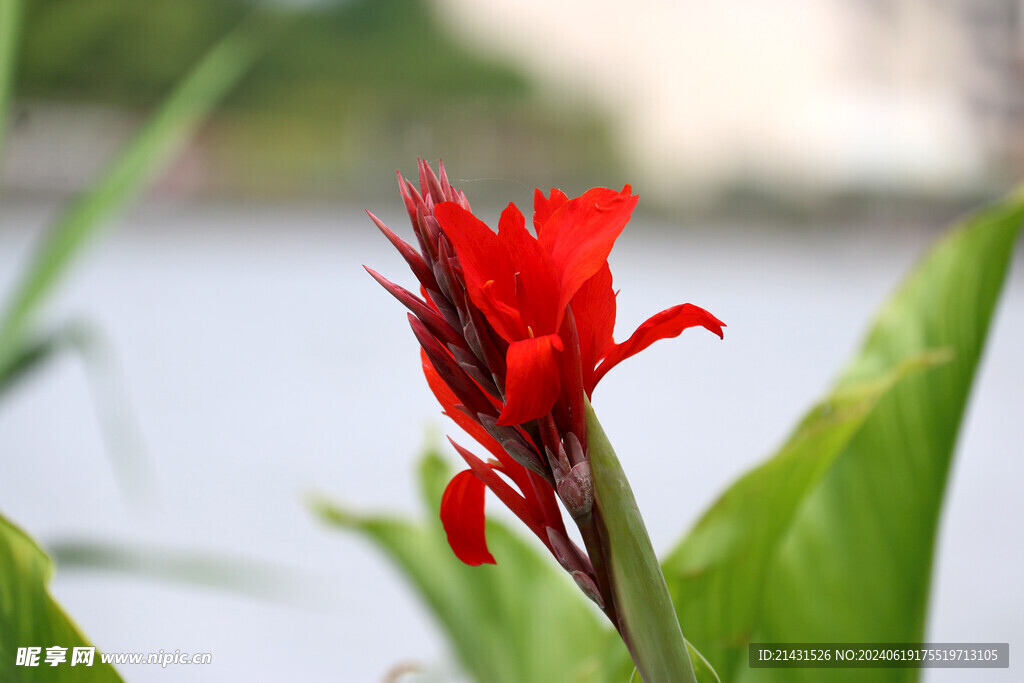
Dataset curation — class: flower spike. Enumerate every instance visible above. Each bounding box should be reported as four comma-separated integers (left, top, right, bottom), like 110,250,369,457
366,159,723,624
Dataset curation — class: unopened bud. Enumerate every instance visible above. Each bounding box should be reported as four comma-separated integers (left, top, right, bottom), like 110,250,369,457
564,431,586,467
556,461,593,520
545,527,586,574
477,414,549,478
571,571,604,609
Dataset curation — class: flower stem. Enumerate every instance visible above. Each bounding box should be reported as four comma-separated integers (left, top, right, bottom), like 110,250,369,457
584,398,697,683
575,506,621,628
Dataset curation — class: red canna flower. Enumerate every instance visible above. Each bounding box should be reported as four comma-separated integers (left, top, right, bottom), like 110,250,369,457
366,160,724,604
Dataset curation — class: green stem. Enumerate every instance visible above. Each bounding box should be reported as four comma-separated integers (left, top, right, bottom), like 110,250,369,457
585,397,696,683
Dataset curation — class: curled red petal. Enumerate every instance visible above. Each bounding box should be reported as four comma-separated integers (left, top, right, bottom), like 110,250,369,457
497,334,563,426
592,304,726,389
448,439,541,535
539,186,638,318
440,470,495,566
569,263,616,393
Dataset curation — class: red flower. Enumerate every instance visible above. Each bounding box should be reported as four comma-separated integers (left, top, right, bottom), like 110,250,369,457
367,160,723,573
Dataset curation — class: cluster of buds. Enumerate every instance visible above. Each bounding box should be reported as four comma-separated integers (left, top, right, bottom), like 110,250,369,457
366,159,723,622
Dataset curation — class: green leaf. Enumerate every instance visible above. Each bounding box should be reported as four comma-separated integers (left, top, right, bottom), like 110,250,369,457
0,0,22,168
49,539,309,604
0,6,287,372
0,513,122,682
585,399,699,683
0,326,89,402
686,640,721,683
0,322,152,504
662,192,1024,681
661,352,944,680
314,449,614,683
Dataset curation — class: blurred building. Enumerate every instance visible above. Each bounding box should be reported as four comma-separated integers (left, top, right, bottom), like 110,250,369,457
438,0,1023,205
952,0,1024,177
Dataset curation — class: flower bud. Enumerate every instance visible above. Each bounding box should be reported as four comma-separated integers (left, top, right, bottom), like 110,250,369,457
571,571,604,609
556,461,594,520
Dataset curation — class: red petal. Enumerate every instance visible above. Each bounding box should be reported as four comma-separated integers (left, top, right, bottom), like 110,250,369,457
449,439,539,533
539,186,638,318
497,334,563,425
533,188,569,235
569,264,616,393
449,440,564,556
434,202,524,342
421,350,506,460
440,470,496,566
496,203,561,335
593,304,725,387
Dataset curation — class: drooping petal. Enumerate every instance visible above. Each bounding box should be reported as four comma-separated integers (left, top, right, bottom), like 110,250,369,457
569,263,616,392
421,350,506,461
440,470,495,566
448,439,545,540
498,333,564,426
539,186,638,318
592,303,725,389
533,188,569,235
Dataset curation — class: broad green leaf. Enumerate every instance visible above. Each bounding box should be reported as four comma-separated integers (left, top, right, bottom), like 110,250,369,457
586,399,699,683
747,193,1024,682
0,513,122,681
662,192,1024,682
0,6,287,372
660,352,944,680
314,450,612,683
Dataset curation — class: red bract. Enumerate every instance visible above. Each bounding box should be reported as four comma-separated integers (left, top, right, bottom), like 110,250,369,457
366,160,723,582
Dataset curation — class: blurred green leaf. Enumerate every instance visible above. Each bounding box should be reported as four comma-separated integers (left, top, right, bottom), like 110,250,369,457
314,449,613,683
320,447,723,682
0,320,152,502
49,539,310,604
661,191,1024,681
0,6,285,372
0,0,22,165
0,513,122,682
686,641,722,683
0,323,89,403
585,399,699,683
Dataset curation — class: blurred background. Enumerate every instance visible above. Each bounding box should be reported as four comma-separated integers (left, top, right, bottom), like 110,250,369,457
0,0,1022,681
3,0,1023,210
